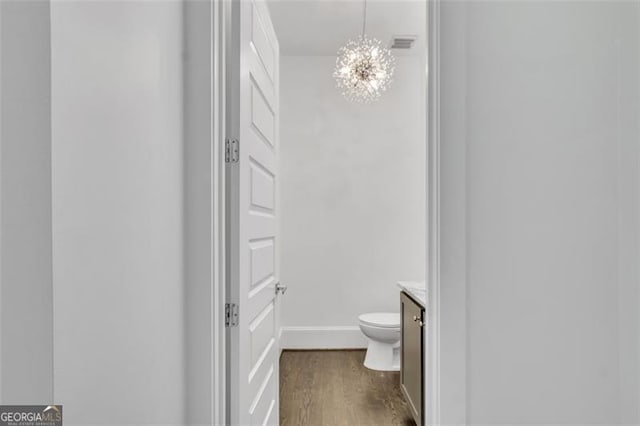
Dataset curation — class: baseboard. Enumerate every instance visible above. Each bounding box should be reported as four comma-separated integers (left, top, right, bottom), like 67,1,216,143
279,326,367,350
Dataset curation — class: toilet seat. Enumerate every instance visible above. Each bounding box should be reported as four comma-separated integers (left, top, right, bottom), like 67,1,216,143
358,312,400,329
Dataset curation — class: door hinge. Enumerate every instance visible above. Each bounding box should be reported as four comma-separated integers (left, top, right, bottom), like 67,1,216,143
225,139,239,163
225,303,239,327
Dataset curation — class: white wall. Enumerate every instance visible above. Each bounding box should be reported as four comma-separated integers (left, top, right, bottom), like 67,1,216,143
50,2,185,424
439,1,640,424
280,55,426,346
0,0,53,404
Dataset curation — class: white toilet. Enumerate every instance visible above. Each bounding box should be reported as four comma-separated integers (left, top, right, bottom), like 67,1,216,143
358,312,401,371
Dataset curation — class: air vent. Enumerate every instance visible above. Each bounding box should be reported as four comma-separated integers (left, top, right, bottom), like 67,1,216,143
390,35,417,49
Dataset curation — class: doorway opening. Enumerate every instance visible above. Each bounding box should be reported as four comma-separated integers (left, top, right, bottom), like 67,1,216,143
223,0,433,424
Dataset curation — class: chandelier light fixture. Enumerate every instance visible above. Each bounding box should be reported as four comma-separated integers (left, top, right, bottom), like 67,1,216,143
333,0,395,103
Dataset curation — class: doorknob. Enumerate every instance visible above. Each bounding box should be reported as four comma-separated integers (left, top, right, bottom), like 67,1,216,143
275,282,287,295
413,315,424,327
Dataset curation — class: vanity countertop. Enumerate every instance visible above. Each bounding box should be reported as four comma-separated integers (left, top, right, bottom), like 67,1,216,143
397,281,427,308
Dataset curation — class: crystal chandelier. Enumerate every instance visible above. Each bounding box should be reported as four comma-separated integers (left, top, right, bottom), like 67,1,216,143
333,0,395,103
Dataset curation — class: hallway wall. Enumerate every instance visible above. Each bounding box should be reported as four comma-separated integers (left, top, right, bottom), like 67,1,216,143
439,1,640,424
0,0,53,404
50,1,185,424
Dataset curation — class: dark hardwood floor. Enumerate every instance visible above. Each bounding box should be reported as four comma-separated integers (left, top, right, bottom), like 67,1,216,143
280,350,415,426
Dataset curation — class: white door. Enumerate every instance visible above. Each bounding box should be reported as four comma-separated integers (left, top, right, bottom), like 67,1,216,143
227,0,280,425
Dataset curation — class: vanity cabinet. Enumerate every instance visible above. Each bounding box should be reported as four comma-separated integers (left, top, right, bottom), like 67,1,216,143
400,291,424,425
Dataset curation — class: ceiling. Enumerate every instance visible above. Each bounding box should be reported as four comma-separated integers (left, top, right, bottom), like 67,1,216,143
266,0,427,57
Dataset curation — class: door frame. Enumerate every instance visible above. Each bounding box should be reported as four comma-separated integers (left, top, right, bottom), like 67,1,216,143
177,0,227,423
211,0,454,425
213,0,227,423
426,0,441,424
195,0,227,424
426,1,468,425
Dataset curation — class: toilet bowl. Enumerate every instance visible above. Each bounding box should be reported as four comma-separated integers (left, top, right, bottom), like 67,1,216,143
358,312,401,371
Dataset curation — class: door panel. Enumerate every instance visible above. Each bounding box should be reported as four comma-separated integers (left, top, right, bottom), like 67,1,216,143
228,0,280,424
249,339,277,399
250,239,275,287
250,366,276,425
250,162,275,211
251,5,275,81
250,303,275,366
251,85,276,144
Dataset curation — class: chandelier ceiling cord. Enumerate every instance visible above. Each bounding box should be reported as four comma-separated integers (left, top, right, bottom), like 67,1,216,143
361,0,367,38
333,0,395,103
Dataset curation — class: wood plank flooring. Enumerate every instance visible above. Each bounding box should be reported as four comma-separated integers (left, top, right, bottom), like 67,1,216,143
280,350,415,426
